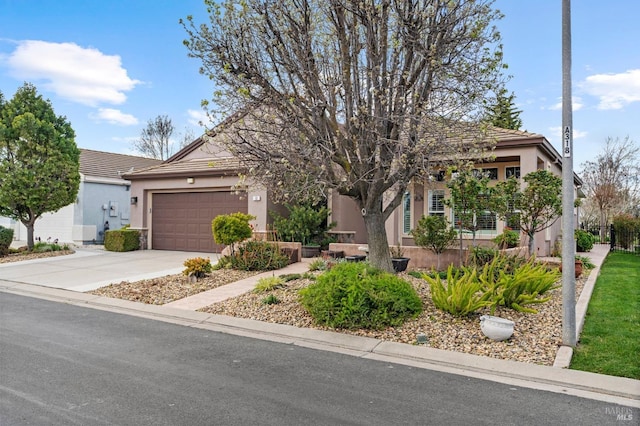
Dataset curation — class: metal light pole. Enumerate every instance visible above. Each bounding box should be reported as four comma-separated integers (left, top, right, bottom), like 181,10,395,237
561,0,576,347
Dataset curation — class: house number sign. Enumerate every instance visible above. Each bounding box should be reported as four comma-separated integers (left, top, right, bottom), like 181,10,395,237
563,126,571,158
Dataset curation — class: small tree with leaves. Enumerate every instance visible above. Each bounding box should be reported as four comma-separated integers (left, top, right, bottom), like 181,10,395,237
0,83,80,250
494,170,562,256
411,215,457,270
134,115,176,160
444,166,493,261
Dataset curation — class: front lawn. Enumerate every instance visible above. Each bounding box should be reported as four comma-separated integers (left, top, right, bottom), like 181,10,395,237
570,252,640,379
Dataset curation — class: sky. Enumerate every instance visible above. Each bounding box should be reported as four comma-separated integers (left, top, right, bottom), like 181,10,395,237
1,0,639,172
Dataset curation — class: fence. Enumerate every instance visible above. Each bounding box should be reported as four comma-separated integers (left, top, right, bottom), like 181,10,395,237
609,224,640,254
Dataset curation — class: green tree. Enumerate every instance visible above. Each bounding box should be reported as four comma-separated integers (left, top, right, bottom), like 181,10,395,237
494,170,562,256
182,0,506,272
444,165,493,261
410,215,457,270
483,88,522,130
0,83,80,250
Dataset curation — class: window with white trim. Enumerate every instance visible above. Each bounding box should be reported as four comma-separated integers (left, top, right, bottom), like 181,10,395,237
428,190,445,217
403,191,412,234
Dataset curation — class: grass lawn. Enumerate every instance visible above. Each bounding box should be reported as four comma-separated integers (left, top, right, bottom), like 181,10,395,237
570,252,640,379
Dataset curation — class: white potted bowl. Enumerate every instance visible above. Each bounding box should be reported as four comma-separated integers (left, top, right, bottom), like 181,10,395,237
480,315,514,341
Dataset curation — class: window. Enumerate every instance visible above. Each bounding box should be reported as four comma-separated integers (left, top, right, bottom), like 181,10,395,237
428,190,445,217
452,209,497,232
473,168,498,180
506,166,521,179
403,191,412,234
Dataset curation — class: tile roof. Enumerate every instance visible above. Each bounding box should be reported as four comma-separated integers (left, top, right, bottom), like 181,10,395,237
123,157,242,180
80,149,162,180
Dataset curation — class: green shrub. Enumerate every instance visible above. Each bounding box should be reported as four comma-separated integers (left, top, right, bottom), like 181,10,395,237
32,242,64,253
575,255,595,269
253,276,285,293
468,246,499,267
183,257,213,278
0,226,14,256
299,262,422,329
211,212,256,253
493,229,520,249
229,240,290,271
270,203,335,247
575,229,595,252
480,258,560,314
104,229,140,252
421,265,491,316
262,294,280,305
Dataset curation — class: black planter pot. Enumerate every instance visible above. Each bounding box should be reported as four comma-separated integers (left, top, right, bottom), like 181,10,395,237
391,257,410,273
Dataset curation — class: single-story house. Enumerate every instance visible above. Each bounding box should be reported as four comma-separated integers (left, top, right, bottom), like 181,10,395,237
5,149,161,245
125,118,582,257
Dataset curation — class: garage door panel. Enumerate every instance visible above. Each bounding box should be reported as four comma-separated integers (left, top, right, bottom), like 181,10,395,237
152,192,247,252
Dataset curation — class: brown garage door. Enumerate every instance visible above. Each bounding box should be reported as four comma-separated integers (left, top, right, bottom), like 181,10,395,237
152,192,247,252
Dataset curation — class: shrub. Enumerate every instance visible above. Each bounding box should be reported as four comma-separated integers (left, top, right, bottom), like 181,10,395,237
183,257,213,278
229,240,290,271
410,215,457,270
270,203,335,247
262,294,280,305
104,229,140,252
575,255,595,269
421,265,491,316
468,246,499,267
211,212,256,253
0,226,14,256
32,242,64,253
493,229,520,249
253,276,285,293
299,262,422,329
480,258,560,314
575,229,595,252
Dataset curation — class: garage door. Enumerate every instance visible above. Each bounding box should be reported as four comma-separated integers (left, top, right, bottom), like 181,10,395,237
152,192,248,252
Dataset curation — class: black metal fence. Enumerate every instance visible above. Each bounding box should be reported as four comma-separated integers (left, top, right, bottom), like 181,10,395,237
609,224,640,254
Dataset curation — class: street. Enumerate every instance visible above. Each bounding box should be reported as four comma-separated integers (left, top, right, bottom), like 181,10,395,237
0,293,633,425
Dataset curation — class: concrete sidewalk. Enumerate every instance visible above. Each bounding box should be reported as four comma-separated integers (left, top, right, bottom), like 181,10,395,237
0,246,217,292
164,259,312,309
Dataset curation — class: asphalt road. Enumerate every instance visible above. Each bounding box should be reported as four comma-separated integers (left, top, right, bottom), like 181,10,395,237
0,293,633,425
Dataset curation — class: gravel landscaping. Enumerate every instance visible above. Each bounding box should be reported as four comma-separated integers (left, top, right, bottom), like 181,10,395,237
88,269,259,305
0,249,75,264
6,248,589,366
198,268,587,366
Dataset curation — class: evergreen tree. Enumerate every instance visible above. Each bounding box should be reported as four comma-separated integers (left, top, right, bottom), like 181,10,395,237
484,88,523,130
0,83,80,250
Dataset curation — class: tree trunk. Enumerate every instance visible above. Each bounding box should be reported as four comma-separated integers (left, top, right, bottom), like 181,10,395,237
362,209,393,273
527,231,535,256
599,210,607,243
25,222,35,251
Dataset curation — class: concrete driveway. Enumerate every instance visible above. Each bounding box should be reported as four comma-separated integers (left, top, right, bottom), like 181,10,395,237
0,247,217,292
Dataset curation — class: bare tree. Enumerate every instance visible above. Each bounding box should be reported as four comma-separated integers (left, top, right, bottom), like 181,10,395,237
134,115,175,160
580,136,640,240
182,0,505,271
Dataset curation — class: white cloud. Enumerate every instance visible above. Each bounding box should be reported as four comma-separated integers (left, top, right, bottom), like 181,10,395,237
91,108,138,126
5,40,140,106
187,108,210,127
548,97,583,111
549,126,587,141
581,69,640,110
